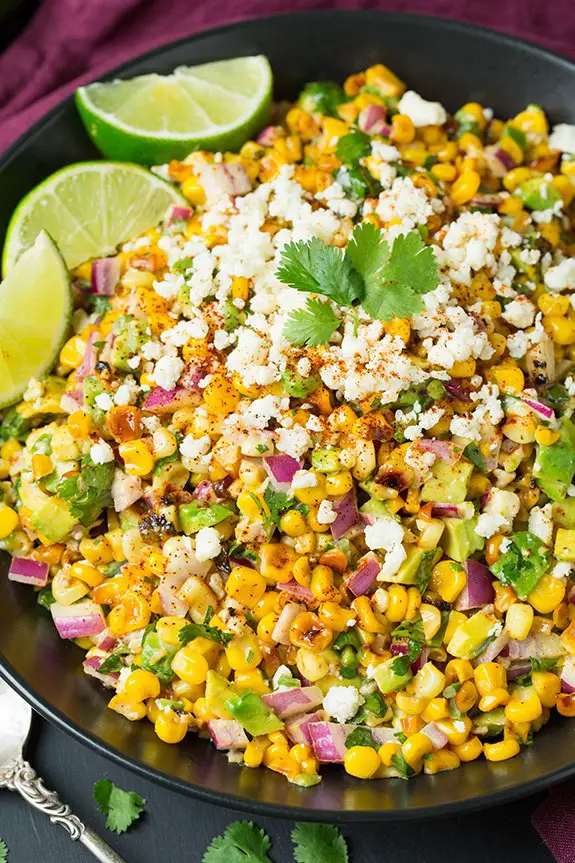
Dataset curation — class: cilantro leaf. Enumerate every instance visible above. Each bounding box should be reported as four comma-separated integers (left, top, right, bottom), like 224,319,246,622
0,408,31,442
283,298,340,347
292,823,348,863
86,295,112,317
98,648,131,674
345,726,380,750
391,619,425,642
261,485,308,531
413,549,437,595
491,531,551,600
346,221,390,290
336,129,371,163
203,821,272,863
390,639,423,677
57,457,115,526
362,231,439,320
276,238,363,307
93,779,145,834
178,607,234,647
464,442,486,472
0,839,7,862
335,164,380,203
37,585,56,611
391,751,416,780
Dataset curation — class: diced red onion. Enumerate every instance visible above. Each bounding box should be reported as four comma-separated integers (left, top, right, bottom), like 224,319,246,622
560,659,575,693
60,389,83,414
506,660,533,681
256,125,284,146
417,439,460,465
285,711,325,744
443,380,472,402
93,628,117,652
179,364,205,392
411,646,429,673
142,387,197,413
112,469,142,512
345,551,381,597
369,726,397,746
166,204,193,224
521,397,555,421
262,685,323,719
264,455,302,490
271,602,304,645
421,721,448,750
208,719,249,750
470,193,503,208
91,257,121,296
193,480,217,502
484,144,517,176
390,641,408,657
431,503,465,519
75,331,98,383
506,633,564,660
455,560,494,611
358,105,388,136
279,579,314,603
330,489,360,540
198,164,252,203
83,655,120,689
51,601,106,638
158,571,190,617
308,721,349,762
8,557,49,587
474,631,509,664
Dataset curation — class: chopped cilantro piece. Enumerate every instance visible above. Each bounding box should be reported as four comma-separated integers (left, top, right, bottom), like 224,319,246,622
344,726,380,750
93,779,145,834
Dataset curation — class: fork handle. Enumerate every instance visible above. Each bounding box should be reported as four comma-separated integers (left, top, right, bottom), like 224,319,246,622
7,759,127,862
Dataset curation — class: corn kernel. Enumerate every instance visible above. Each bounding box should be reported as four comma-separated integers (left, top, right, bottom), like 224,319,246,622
450,171,481,205
0,504,19,539
484,739,520,762
226,566,267,609
344,746,381,779
124,669,161,701
118,440,155,476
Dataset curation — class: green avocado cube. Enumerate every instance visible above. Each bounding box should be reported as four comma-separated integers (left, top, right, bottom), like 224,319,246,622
421,460,473,504
442,516,485,563
29,497,78,542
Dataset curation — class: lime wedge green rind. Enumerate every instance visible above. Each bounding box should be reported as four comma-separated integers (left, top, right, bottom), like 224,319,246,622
0,231,72,408
2,161,186,274
74,56,273,165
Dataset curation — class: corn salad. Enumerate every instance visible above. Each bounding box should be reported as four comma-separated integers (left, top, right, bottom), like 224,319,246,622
4,62,575,785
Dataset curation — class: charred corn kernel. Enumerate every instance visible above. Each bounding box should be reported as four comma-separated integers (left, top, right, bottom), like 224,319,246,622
260,543,298,583
181,175,206,206
420,603,442,641
551,174,575,206
151,427,177,458
226,566,267,609
365,63,405,97
34,544,64,566
352,596,386,634
446,659,475,685
557,693,575,716
319,601,357,631
344,746,381,779
244,736,270,768
395,692,428,716
172,646,209,685
225,631,262,671
505,687,543,723
503,166,532,192
156,616,187,646
434,717,472,746
0,504,19,538
455,680,479,713
429,560,467,603
295,647,329,682
234,669,270,694
383,317,411,343
422,698,449,722
69,562,104,587
0,439,21,460
484,739,520,762
325,470,354,496
424,750,461,774
528,574,566,613
263,747,300,779
78,537,113,566
535,426,561,446
458,132,482,152
391,114,415,144
118,440,154,476
405,587,421,621
203,373,240,414
292,473,326,506
155,710,188,744
292,556,311,587
306,506,331,534
124,669,161,701
491,365,525,392
310,565,340,602
108,693,147,721
538,292,570,317
479,690,509,713
231,276,249,302
474,662,507,696
378,742,400,766
432,162,457,182
498,196,524,216
450,170,481,205
290,611,332,651
401,732,434,770
413,663,445,700
108,591,151,635
545,315,575,345
31,453,52,479
59,335,87,369
385,584,408,623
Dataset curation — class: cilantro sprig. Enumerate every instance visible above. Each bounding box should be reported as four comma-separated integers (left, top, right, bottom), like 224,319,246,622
93,779,145,834
201,821,349,863
292,823,349,863
277,223,439,346
0,839,7,862
178,606,234,647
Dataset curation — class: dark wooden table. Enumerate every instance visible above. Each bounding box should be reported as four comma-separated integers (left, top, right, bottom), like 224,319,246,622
0,714,558,863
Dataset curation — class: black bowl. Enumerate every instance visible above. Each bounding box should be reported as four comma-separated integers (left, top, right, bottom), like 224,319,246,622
1,9,575,821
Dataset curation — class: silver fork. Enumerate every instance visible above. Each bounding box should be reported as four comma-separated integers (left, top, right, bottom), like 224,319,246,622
0,675,127,862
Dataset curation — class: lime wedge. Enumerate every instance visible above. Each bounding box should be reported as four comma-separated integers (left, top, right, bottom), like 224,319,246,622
0,231,71,407
75,55,273,165
2,161,185,273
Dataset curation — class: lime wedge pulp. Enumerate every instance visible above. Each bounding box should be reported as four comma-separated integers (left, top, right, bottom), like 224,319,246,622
2,161,186,274
0,231,71,408
75,55,273,165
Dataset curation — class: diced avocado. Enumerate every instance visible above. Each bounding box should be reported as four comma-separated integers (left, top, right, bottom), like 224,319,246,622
441,516,485,563
516,177,562,211
280,366,321,398
205,671,239,720
492,531,550,599
421,460,473,504
554,528,575,562
374,657,412,694
385,547,427,586
533,418,575,501
311,448,341,473
140,628,178,686
360,498,394,520
111,316,147,372
29,496,78,542
119,507,139,531
447,611,500,660
179,501,233,535
225,691,284,735
552,499,575,528
359,480,393,501
473,707,506,738
152,461,189,494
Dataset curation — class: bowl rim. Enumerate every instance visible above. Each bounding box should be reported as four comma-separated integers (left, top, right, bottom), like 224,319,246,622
1,7,575,820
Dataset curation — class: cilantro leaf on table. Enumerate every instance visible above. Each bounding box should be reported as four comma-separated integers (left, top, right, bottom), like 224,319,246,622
276,237,363,307
0,839,7,862
202,821,272,863
179,606,233,647
361,230,439,321
292,823,349,863
57,456,115,527
283,298,340,347
93,779,145,834
336,129,372,163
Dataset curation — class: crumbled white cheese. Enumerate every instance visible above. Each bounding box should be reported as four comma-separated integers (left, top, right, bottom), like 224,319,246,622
323,685,363,724
317,499,337,525
90,440,115,464
180,434,211,460
397,90,447,127
94,393,114,411
544,258,575,292
502,296,536,329
194,526,222,562
291,470,318,489
549,124,575,154
528,503,553,546
365,517,407,580
153,356,184,391
476,488,520,538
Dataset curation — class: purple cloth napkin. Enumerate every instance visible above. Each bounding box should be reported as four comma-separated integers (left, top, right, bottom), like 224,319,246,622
1,0,575,859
